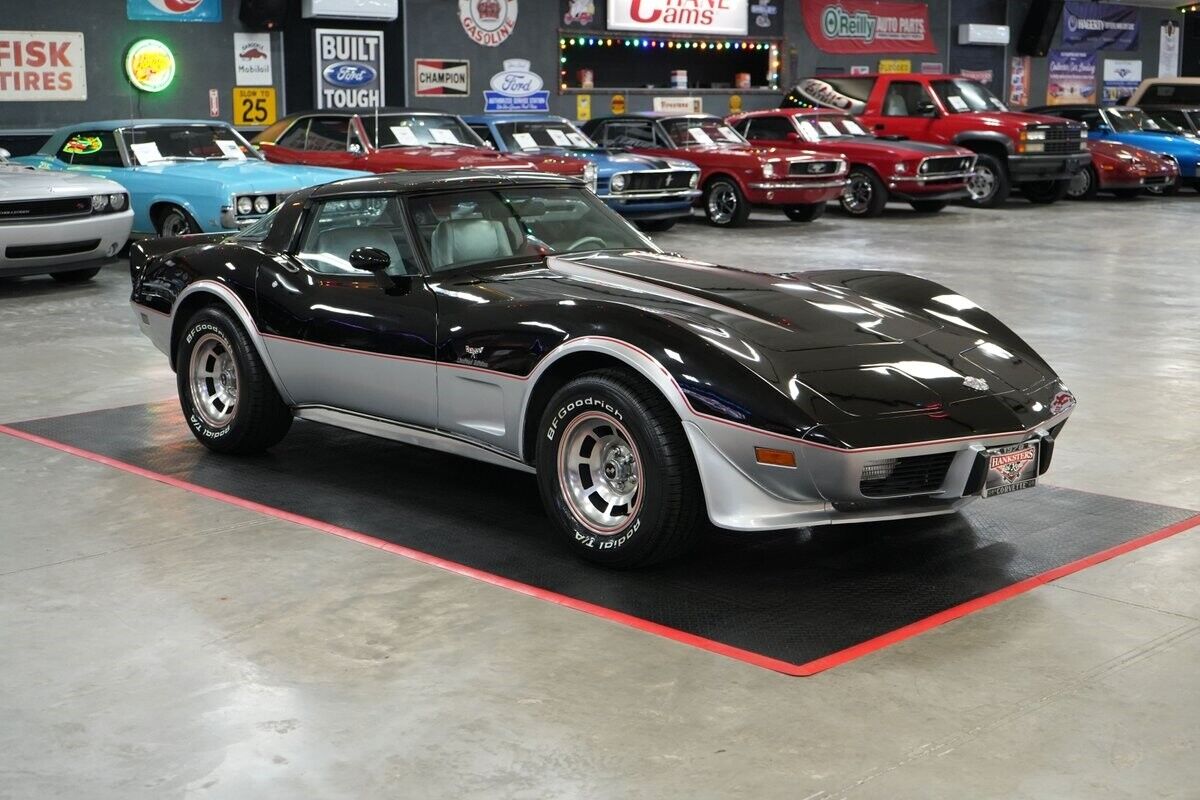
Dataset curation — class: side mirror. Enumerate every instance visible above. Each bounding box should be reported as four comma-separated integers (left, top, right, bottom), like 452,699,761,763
786,131,802,141
349,246,391,273
916,100,938,117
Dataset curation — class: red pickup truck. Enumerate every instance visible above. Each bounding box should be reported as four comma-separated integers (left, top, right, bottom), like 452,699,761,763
784,74,1091,208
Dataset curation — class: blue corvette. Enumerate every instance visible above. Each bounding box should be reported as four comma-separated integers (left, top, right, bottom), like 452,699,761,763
1030,104,1200,192
15,120,371,237
463,113,700,230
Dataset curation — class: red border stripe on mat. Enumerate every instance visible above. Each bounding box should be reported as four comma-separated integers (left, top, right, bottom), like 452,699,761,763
3,422,1197,677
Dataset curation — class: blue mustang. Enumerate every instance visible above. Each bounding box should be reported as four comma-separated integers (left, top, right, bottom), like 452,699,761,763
1030,104,1200,192
463,113,700,230
15,120,370,237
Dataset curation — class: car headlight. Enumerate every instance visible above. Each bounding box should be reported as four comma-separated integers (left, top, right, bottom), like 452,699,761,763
236,196,253,215
108,193,127,211
254,195,271,214
91,194,109,212
1024,143,1045,153
894,162,908,174
762,162,776,179
583,163,598,193
1025,129,1047,141
611,173,627,192
688,171,700,188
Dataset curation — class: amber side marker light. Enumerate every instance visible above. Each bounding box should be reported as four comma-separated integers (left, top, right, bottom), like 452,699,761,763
755,447,797,468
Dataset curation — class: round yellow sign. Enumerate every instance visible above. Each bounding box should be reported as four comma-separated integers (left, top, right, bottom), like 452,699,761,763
125,39,176,93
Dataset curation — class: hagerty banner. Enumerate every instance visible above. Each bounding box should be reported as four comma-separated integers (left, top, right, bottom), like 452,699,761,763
801,0,936,54
1061,2,1138,52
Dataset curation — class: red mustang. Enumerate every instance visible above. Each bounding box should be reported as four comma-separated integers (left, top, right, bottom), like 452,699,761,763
1068,139,1178,200
582,113,847,226
727,108,977,216
254,109,596,187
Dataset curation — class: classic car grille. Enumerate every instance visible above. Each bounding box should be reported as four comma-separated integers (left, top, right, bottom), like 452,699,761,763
788,160,842,177
1040,124,1084,155
860,452,956,498
622,170,695,192
0,196,92,223
919,156,974,176
6,239,100,259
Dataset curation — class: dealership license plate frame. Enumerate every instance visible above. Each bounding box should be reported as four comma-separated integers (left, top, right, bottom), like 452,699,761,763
982,439,1041,498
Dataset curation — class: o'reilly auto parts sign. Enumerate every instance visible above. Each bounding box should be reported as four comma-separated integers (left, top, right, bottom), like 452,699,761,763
414,58,469,97
315,29,384,109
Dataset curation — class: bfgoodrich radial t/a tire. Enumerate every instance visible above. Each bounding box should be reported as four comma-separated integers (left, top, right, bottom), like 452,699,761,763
535,369,704,568
176,305,292,454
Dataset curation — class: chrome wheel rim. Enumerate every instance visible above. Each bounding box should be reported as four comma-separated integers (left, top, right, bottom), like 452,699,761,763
706,183,738,224
1068,168,1091,198
966,166,996,202
841,172,873,213
189,333,239,429
161,211,191,238
557,411,643,534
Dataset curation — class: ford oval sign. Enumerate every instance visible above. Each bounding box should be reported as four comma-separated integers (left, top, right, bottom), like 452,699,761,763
489,58,542,97
323,62,377,88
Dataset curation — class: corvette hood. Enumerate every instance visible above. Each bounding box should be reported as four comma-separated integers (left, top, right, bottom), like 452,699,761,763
128,160,368,193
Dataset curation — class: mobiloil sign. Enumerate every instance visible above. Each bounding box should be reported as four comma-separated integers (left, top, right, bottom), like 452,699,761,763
314,28,384,109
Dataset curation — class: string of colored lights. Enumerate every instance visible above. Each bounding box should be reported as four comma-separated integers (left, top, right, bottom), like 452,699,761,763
558,37,782,91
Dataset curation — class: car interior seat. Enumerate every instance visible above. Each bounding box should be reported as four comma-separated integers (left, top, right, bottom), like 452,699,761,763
884,93,909,116
431,218,514,269
316,225,409,274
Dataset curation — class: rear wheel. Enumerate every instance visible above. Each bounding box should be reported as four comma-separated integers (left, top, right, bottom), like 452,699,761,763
1021,178,1071,204
908,199,948,213
703,178,750,227
636,218,677,233
783,203,826,222
535,370,703,568
50,266,102,283
839,168,888,217
1066,165,1099,200
963,154,1010,208
176,306,292,454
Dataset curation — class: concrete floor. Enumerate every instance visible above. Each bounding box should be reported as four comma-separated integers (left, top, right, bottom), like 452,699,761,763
1,196,1198,799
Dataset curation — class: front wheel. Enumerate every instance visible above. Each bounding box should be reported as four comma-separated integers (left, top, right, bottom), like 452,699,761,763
703,178,750,227
176,306,292,454
1066,165,1099,200
963,154,1010,208
635,218,677,233
1021,178,1071,204
839,168,888,217
157,205,197,238
50,266,103,283
784,203,826,222
909,199,948,213
535,370,704,568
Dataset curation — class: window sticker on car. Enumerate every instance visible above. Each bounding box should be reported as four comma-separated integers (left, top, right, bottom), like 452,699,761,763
214,139,246,160
797,121,820,141
818,121,841,136
688,127,714,145
567,132,591,147
130,141,165,164
547,129,572,146
390,126,420,146
63,135,102,155
717,126,741,142
430,128,460,144
512,132,538,149
947,96,969,112
842,119,868,135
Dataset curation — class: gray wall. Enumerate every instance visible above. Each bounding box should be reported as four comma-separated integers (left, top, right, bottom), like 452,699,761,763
0,0,283,133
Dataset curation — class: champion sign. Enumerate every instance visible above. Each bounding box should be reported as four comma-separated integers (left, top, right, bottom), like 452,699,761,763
314,29,384,109
802,0,935,54
414,59,470,97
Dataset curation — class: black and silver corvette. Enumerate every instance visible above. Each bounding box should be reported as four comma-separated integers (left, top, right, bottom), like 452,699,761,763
130,171,1075,567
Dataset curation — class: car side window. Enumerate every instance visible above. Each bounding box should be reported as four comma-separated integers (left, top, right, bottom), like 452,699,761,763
275,120,310,149
1077,110,1103,128
55,130,124,167
599,121,657,148
469,125,498,147
883,82,933,117
744,117,794,141
297,196,420,277
305,117,351,152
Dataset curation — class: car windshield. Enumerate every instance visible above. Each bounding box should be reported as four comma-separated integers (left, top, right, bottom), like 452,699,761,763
495,120,596,151
1142,109,1197,136
408,185,656,272
362,114,484,148
121,125,261,164
661,117,747,147
792,114,872,142
1107,107,1174,134
930,79,1008,114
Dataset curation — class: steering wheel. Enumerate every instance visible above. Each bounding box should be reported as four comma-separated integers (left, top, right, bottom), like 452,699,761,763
565,236,608,253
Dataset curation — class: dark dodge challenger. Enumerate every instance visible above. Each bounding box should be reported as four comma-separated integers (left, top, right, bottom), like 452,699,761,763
130,171,1075,567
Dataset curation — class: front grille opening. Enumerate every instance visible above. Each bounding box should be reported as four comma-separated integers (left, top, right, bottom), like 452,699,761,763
788,160,839,177
860,452,955,498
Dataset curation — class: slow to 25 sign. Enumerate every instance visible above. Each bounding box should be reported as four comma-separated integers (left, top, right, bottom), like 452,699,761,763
233,87,276,126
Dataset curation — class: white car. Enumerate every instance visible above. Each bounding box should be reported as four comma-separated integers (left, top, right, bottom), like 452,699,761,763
0,147,133,282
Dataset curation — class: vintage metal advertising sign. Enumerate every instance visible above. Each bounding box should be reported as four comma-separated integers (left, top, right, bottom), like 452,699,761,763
0,31,87,101
314,29,385,110
607,0,749,36
801,0,936,54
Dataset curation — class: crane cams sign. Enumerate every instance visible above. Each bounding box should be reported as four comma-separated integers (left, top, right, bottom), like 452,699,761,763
315,29,384,109
607,0,749,36
0,31,87,101
801,0,936,54
459,0,518,46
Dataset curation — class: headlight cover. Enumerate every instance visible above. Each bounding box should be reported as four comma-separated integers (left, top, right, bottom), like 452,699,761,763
254,195,271,214
1025,129,1047,141
611,173,627,192
1024,143,1045,153
762,161,776,179
108,193,127,211
91,194,108,211
583,163,598,192
688,171,700,188
236,196,253,215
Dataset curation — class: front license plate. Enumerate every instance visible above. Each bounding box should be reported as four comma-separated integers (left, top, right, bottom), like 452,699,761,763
982,440,1040,498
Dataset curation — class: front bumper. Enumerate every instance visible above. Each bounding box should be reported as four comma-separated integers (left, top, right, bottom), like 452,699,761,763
887,170,975,201
600,189,701,219
745,179,848,205
1008,152,1090,182
0,210,132,275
